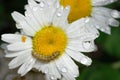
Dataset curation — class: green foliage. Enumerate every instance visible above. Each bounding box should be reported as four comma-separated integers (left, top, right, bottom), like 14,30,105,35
103,27,120,58
77,62,120,80
96,27,120,58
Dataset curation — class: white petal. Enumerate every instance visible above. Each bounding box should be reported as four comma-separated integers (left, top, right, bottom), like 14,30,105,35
44,62,61,80
92,7,120,26
18,55,36,76
26,0,58,26
7,42,32,51
50,63,61,79
1,34,31,43
38,62,61,80
91,7,120,34
11,11,35,36
92,7,112,18
65,49,92,66
55,54,79,80
44,74,57,80
92,12,109,25
66,18,99,39
108,18,119,27
67,34,97,52
52,6,70,30
25,11,41,31
92,0,117,6
85,22,99,35
5,49,32,58
111,10,120,18
90,14,111,34
66,18,87,33
25,3,44,26
33,61,42,70
8,49,32,69
39,63,50,73
39,61,61,80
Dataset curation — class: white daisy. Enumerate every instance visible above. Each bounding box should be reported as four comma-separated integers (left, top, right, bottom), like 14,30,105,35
1,0,98,80
59,0,120,34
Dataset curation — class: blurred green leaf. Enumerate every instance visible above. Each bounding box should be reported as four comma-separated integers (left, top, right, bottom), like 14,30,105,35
102,27,120,58
77,62,120,80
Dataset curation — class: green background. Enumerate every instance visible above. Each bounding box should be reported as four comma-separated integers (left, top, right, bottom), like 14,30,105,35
0,0,120,80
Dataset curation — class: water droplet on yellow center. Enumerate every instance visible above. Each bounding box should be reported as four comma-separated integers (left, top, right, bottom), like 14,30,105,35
60,0,92,23
32,26,67,62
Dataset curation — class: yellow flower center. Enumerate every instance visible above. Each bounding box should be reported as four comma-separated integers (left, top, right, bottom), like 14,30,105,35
32,26,67,62
60,0,92,23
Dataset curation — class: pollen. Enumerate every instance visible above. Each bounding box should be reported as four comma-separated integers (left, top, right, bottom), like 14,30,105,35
21,36,26,43
32,26,67,62
60,0,92,23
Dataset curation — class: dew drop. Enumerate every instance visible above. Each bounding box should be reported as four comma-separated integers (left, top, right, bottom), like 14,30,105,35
83,41,91,50
25,12,31,17
61,67,67,73
16,23,22,29
40,1,45,8
65,6,70,10
57,65,60,70
80,58,88,65
101,28,105,32
50,75,55,80
57,12,62,17
108,18,119,27
74,75,78,78
32,6,38,11
84,18,90,23
96,25,100,29
110,0,117,3
45,68,49,74
111,10,120,18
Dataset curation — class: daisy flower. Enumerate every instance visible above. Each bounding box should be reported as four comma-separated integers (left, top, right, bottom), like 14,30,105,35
59,0,120,34
1,0,98,80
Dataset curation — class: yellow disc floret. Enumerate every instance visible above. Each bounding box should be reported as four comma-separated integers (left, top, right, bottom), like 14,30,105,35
60,0,92,23
32,26,67,62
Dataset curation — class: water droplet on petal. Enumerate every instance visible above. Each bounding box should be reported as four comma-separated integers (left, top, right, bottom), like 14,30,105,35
108,18,119,27
40,1,45,8
96,25,100,29
50,75,55,80
74,75,78,77
100,28,106,32
61,67,67,73
110,0,117,3
84,18,90,23
65,6,70,10
83,41,91,50
16,23,22,29
25,12,31,17
32,6,38,11
111,10,120,18
45,68,49,74
57,12,62,17
80,58,88,65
